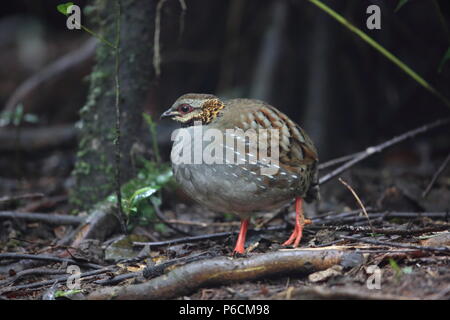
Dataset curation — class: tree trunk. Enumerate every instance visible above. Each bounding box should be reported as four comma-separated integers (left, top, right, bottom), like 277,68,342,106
70,0,155,210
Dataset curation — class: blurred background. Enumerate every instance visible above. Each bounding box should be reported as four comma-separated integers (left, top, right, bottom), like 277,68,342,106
0,0,449,213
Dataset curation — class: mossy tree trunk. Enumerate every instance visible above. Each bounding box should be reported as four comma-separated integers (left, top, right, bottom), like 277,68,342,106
71,0,155,210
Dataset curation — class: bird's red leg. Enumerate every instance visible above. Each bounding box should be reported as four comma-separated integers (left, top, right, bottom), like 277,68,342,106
282,197,311,247
233,219,249,254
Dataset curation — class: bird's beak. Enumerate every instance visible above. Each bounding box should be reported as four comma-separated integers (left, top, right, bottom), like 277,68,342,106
160,109,177,120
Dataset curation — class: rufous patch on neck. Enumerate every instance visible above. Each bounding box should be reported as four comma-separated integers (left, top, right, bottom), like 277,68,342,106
200,99,225,124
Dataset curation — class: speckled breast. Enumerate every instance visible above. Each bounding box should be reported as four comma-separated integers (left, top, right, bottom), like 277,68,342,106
170,126,313,218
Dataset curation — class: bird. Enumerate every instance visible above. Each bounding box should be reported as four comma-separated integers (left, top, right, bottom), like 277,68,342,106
161,93,319,254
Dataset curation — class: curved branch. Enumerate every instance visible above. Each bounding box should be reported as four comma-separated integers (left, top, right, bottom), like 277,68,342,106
88,249,360,300
4,38,96,112
319,118,450,185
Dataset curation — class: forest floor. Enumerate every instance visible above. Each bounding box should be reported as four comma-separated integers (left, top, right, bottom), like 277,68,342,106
0,140,449,300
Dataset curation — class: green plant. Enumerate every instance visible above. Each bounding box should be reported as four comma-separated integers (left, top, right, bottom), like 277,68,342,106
108,158,175,229
57,2,115,48
307,0,450,109
0,104,38,127
389,258,413,278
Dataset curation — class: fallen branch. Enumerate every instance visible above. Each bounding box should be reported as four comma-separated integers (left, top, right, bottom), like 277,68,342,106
0,125,76,151
17,195,67,213
0,193,44,204
4,38,96,113
88,249,359,299
340,235,450,254
60,201,121,248
0,211,84,226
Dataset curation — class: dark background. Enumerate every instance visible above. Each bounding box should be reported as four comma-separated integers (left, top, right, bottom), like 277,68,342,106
0,0,449,173
0,1,449,301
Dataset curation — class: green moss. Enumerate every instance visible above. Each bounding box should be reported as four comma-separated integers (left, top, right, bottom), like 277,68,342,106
74,161,91,176
80,86,102,115
90,70,109,82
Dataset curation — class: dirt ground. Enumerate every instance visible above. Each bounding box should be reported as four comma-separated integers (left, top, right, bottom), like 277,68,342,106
0,144,449,300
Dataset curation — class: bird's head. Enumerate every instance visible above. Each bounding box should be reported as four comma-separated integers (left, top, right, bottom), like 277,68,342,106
160,93,225,126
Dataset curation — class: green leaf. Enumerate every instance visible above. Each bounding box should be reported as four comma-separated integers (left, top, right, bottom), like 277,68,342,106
12,104,24,126
0,111,13,127
23,113,39,124
438,47,450,73
54,289,83,298
130,187,158,206
395,0,409,12
57,2,74,16
389,258,402,277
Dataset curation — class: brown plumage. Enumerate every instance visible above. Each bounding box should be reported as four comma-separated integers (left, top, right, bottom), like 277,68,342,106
161,93,319,254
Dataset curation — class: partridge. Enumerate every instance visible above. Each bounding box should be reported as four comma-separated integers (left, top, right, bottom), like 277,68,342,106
161,93,319,254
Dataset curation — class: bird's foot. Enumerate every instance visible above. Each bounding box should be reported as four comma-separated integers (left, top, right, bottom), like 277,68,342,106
282,223,304,247
232,243,245,255
232,219,249,256
282,198,311,248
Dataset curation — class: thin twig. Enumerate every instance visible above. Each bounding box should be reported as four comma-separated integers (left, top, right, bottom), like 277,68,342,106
95,252,214,286
0,268,67,288
332,225,448,236
318,151,363,170
338,177,374,233
133,225,287,247
313,211,450,225
422,153,450,198
0,211,84,225
255,205,289,229
318,118,450,185
151,198,192,236
164,219,239,228
114,0,127,234
154,0,167,77
94,271,139,286
0,267,114,294
132,211,448,247
142,251,215,279
0,253,103,269
340,235,450,254
0,193,44,204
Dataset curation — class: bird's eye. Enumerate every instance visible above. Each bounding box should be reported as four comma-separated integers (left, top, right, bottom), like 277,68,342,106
177,104,193,114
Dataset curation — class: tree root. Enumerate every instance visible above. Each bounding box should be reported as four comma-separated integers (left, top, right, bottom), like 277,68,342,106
59,201,121,249
87,249,361,300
